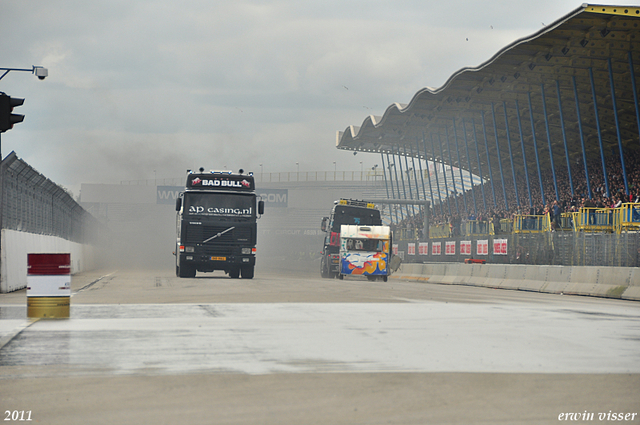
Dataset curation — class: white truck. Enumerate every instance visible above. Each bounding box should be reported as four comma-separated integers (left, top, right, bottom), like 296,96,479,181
338,225,392,282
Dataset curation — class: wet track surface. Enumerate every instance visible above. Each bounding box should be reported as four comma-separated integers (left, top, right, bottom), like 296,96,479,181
1,290,639,377
1,269,639,425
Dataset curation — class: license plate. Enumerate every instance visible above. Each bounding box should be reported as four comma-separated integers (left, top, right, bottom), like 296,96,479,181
211,256,226,261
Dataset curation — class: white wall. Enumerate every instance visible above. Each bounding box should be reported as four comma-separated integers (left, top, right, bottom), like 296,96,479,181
1,229,98,293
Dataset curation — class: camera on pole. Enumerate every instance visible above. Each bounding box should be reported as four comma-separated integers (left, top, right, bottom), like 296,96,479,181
0,93,25,133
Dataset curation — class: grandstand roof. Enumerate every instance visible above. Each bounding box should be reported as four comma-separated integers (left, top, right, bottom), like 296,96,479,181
336,4,640,189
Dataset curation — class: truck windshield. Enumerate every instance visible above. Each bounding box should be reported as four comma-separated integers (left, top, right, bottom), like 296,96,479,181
344,238,385,252
184,193,254,219
331,206,381,232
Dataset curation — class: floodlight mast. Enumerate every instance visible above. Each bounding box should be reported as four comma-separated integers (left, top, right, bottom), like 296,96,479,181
0,66,48,81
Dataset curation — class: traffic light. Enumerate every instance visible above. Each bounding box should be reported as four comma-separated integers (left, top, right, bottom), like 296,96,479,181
0,92,25,133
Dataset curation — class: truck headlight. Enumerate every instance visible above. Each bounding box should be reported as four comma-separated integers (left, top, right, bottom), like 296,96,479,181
241,248,252,255
185,246,195,253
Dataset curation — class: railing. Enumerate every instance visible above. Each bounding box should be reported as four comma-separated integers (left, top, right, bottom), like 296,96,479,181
463,220,492,236
257,170,385,183
397,203,640,241
120,170,387,186
496,218,514,234
557,213,574,231
429,223,451,239
613,203,640,233
397,228,422,240
573,207,615,233
513,215,551,233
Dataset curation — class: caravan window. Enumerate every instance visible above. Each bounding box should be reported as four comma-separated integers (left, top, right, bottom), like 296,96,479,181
345,238,384,252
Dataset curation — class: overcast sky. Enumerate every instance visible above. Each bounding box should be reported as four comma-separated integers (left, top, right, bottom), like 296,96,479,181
2,0,638,196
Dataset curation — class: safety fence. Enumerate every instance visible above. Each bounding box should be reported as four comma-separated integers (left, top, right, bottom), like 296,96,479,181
121,170,388,186
1,151,106,245
421,203,640,240
393,232,640,267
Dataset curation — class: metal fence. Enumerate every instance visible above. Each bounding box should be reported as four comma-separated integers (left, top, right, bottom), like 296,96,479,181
120,170,387,186
394,232,640,267
1,151,105,245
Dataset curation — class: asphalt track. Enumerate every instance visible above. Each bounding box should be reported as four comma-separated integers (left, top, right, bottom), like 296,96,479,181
1,269,639,424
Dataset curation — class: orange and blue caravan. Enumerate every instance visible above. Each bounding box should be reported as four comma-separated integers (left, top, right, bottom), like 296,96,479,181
339,225,391,282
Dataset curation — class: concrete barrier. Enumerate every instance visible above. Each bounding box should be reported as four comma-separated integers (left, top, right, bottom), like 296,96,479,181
1,229,99,293
393,262,640,301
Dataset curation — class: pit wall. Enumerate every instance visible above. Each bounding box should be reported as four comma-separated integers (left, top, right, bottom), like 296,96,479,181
1,229,98,293
393,262,640,301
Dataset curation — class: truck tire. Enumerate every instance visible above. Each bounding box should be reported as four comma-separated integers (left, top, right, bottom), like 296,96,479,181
241,265,254,279
178,264,196,278
229,267,240,279
320,257,329,278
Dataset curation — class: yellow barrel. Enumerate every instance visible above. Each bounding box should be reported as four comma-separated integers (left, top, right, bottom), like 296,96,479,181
27,296,70,318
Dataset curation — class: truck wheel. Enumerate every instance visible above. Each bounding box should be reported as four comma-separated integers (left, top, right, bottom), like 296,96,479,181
229,267,240,279
241,265,254,279
321,257,329,278
178,264,196,278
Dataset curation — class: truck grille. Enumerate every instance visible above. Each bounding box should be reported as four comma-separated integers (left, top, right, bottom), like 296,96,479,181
200,245,234,256
185,225,252,245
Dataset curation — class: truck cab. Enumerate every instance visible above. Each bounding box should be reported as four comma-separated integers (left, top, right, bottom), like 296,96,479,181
175,169,264,279
320,199,382,278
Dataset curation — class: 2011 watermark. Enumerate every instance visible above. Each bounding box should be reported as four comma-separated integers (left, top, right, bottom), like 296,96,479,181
4,411,32,421
559,411,638,421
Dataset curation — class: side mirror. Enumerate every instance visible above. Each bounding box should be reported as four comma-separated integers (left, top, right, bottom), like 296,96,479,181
321,217,329,232
175,197,182,212
258,200,265,215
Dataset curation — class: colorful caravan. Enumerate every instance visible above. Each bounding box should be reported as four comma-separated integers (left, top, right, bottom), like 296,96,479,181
339,225,392,282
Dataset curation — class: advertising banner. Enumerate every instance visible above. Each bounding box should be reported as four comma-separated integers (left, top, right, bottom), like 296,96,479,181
418,242,428,255
477,240,489,256
494,238,508,255
445,241,456,255
460,240,472,255
157,186,288,208
431,242,441,255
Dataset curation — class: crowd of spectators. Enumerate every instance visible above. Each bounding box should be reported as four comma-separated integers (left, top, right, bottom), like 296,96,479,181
409,149,640,231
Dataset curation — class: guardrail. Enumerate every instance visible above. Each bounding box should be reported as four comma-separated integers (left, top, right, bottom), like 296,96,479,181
121,171,387,186
407,203,640,242
257,170,385,183
613,203,640,233
463,220,492,236
513,215,551,233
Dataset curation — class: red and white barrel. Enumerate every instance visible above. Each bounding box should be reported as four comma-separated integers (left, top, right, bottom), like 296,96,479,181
27,253,71,318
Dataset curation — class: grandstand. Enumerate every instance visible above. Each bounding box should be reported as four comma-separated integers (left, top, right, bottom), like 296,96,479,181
335,4,640,266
